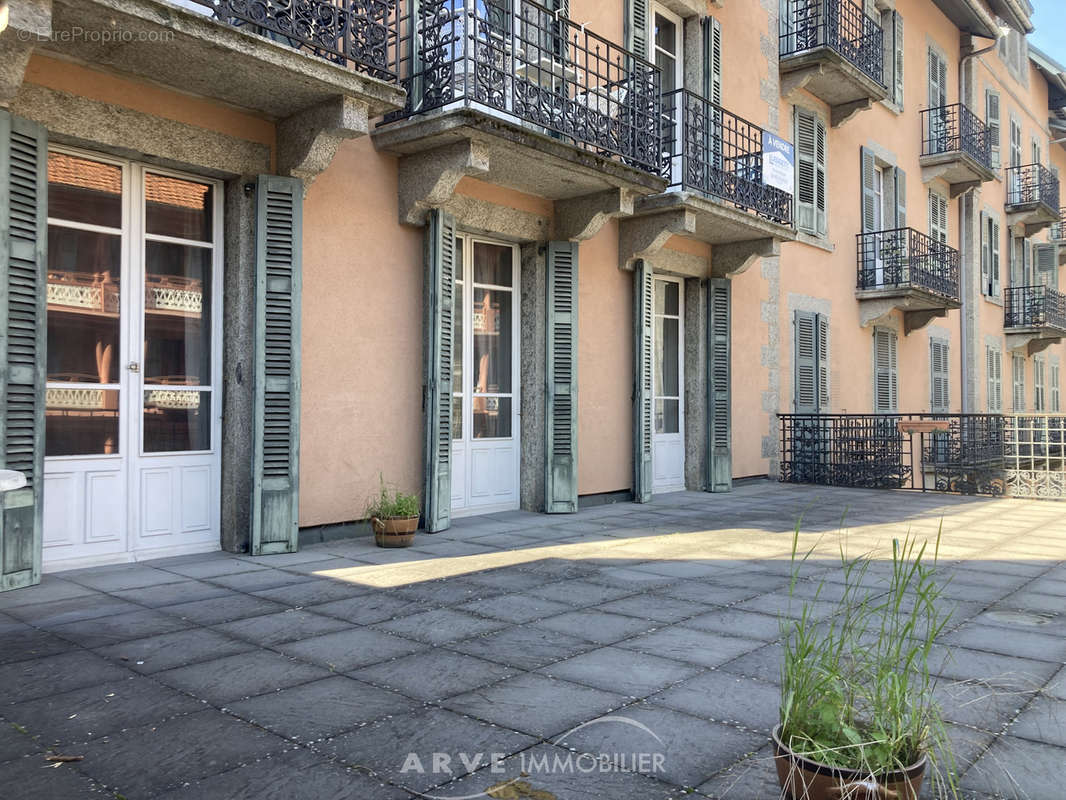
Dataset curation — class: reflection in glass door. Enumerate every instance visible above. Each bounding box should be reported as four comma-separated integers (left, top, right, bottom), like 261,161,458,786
42,149,222,569
450,237,521,515
653,277,685,492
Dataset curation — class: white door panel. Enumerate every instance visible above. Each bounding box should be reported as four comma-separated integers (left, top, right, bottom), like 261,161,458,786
652,277,685,492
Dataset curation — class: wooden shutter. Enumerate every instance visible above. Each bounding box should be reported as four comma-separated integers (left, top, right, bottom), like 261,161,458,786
1035,243,1058,288
986,90,1001,168
980,211,991,294
0,111,46,592
874,328,898,413
991,216,1001,295
251,176,303,555
702,16,723,107
986,347,995,411
894,168,906,228
1012,354,1025,412
1052,362,1061,412
993,349,1003,412
707,279,731,492
929,339,949,413
928,191,947,244
927,48,947,108
632,260,653,504
817,314,830,411
1010,119,1022,168
625,0,649,59
422,209,455,533
892,12,904,107
794,108,826,236
546,241,578,513
861,148,877,233
794,311,817,413
1034,359,1045,411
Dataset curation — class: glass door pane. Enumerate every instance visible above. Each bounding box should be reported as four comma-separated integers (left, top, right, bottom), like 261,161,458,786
654,279,680,435
471,242,513,439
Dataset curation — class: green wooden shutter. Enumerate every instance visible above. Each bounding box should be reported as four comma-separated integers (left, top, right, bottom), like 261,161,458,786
0,111,46,592
892,12,904,107
702,16,723,106
795,108,821,235
1012,354,1025,412
991,216,1001,296
793,311,817,413
874,328,898,413
632,260,653,504
927,48,946,108
930,339,949,413
625,0,649,59
986,90,1001,168
980,211,991,295
707,279,731,492
894,168,906,228
816,314,830,411
546,241,578,513
251,175,303,555
1035,243,1058,288
861,148,877,233
423,209,456,532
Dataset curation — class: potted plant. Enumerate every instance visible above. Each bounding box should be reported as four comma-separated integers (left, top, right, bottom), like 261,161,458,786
365,477,420,548
775,529,957,800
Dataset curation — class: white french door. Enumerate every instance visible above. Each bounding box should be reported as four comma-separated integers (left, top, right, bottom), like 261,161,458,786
653,5,684,185
42,149,223,570
872,166,885,286
652,277,685,492
450,236,521,516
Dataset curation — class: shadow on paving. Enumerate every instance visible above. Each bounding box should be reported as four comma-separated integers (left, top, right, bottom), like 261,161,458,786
0,482,1063,798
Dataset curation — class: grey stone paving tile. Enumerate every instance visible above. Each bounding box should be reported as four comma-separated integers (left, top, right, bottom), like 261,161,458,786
152,746,413,800
1025,576,1066,597
321,707,537,794
940,622,1066,663
372,607,508,645
0,720,40,764
405,540,497,558
538,646,700,698
532,610,657,644
1007,697,1066,748
239,548,347,566
279,557,379,575
696,744,784,799
0,651,130,705
625,560,730,579
307,592,429,625
6,675,202,746
0,753,107,798
392,577,505,606
203,569,314,593
557,703,767,789
445,624,597,670
733,593,839,622
251,578,377,608
77,709,286,797
936,722,997,780
225,675,419,742
154,650,330,705
94,628,257,674
0,577,96,610
651,670,780,734
276,627,427,672
655,581,763,606
716,642,784,685
928,645,1061,690
353,648,515,701
1046,665,1066,700
439,743,680,800
996,590,1066,618
211,609,352,646
616,626,765,669
960,734,1066,799
514,558,602,579
443,673,625,739
0,621,78,664
47,608,194,649
61,565,186,593
161,593,287,625
456,592,574,623
111,579,232,609
4,594,142,628
525,578,638,607
594,593,710,623
683,608,784,642
462,568,559,592
933,680,1036,733
586,566,679,589
157,557,271,579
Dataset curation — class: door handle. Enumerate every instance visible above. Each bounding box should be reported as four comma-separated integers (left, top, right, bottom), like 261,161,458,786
127,362,140,373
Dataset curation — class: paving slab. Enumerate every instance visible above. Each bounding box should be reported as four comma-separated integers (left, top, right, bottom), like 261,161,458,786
276,627,427,672
615,625,765,669
1007,696,1066,748
532,609,657,644
211,609,352,646
371,607,508,645
650,670,780,734
46,608,194,648
456,591,575,623
0,622,78,664
445,624,597,670
537,646,701,698
0,651,130,705
94,627,257,674
0,753,107,798
161,593,287,625
154,650,330,705
111,579,232,609
352,648,515,701
960,734,1066,799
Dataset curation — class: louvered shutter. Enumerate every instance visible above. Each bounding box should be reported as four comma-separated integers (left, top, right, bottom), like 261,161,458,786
707,279,731,492
814,116,827,235
250,176,303,555
894,168,906,228
632,260,653,504
1012,354,1025,412
546,241,578,513
816,314,830,410
703,17,722,106
1051,363,1061,412
993,349,1003,412
928,191,947,244
625,0,649,59
1034,359,1045,411
422,209,455,533
986,347,995,411
861,148,877,233
929,339,949,413
892,12,904,107
927,49,946,108
1035,243,1058,288
874,328,897,413
986,90,1001,168
991,217,1001,295
980,212,991,295
794,311,817,413
795,109,825,236
0,111,46,592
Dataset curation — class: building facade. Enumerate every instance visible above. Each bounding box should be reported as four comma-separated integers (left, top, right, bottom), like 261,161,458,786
0,0,1063,586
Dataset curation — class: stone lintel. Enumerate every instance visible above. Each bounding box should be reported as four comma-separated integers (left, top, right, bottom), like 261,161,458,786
553,189,634,242
647,246,708,278
277,95,369,190
398,140,490,226
617,209,696,271
712,238,779,278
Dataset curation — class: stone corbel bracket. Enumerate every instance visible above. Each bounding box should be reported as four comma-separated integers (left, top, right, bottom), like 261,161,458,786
1006,332,1062,356
858,298,947,334
779,67,871,128
397,139,491,226
277,95,369,192
553,189,634,242
713,238,779,278
617,209,695,271
0,0,52,108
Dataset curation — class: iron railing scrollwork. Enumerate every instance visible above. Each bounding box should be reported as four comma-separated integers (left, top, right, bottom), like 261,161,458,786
661,89,793,226
778,414,911,489
1006,163,1061,210
384,0,662,174
920,103,992,171
1050,208,1066,241
856,227,960,301
1004,285,1066,333
779,0,885,87
190,0,398,79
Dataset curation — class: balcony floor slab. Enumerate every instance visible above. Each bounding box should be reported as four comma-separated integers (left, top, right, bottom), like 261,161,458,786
856,287,961,333
1006,201,1060,237
779,49,888,125
920,152,997,196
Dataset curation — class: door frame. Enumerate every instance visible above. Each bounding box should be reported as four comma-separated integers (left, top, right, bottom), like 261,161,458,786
450,232,522,517
652,273,686,493
42,145,224,570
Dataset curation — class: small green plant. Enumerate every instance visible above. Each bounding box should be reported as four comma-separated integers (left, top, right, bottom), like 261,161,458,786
364,475,419,520
779,523,958,797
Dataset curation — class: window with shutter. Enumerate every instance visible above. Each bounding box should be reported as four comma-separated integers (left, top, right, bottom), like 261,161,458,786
861,148,878,234
928,48,947,109
987,346,1003,412
794,108,827,236
793,311,829,413
633,261,653,503
1034,243,1059,288
1034,358,1046,412
707,279,731,492
929,339,949,413
928,191,948,244
251,175,303,555
546,241,578,513
702,16,722,107
986,90,1001,168
873,328,898,413
980,211,991,295
0,111,47,592
1012,354,1026,412
991,216,1001,295
893,168,907,228
1009,118,1022,168
1052,361,1061,412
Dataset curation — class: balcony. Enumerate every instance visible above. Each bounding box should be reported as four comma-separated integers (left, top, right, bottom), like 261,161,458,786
1006,164,1061,236
919,103,996,195
373,0,666,226
1004,285,1066,355
779,0,887,127
27,0,404,120
855,227,961,334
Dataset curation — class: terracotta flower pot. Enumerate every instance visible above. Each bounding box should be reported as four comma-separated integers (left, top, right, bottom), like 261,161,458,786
772,724,927,800
372,515,418,548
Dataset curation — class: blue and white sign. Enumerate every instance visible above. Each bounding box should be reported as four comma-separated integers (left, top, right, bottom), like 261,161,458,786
762,131,795,195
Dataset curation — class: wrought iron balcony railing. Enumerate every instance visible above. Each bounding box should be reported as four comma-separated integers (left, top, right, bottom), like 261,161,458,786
1004,284,1066,332
1050,208,1066,241
856,227,960,301
1006,163,1061,210
187,0,398,80
661,90,793,226
779,0,885,87
920,103,992,170
778,414,911,489
384,0,662,174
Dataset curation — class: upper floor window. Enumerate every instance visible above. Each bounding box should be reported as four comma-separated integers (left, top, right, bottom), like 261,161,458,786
794,107,827,236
